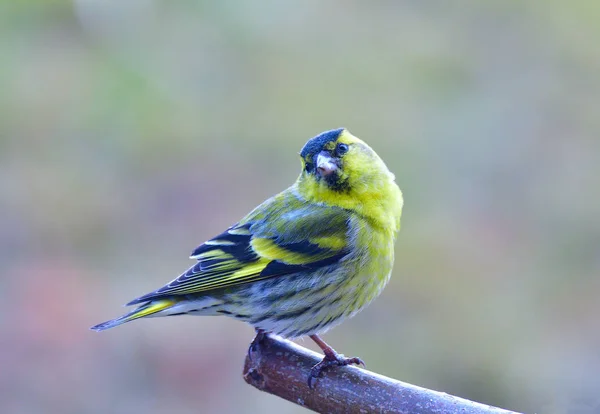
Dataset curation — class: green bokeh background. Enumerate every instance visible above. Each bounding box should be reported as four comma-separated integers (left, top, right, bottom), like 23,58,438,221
2,1,599,413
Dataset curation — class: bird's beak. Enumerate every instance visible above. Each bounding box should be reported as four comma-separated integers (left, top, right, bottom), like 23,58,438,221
316,151,337,177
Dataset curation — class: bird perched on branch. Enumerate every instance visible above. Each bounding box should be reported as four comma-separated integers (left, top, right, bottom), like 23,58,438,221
92,128,403,387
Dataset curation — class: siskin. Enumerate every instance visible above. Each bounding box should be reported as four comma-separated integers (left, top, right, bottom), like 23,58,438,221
92,128,403,386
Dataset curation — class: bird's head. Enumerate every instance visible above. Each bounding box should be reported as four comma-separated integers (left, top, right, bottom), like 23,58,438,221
297,128,403,230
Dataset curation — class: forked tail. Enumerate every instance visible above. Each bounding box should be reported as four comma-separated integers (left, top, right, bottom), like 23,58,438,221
90,299,177,331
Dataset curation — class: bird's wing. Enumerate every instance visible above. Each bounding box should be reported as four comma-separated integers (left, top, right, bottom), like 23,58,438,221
126,196,351,305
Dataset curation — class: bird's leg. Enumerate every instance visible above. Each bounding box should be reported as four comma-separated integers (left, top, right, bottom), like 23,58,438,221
248,328,267,361
307,334,365,388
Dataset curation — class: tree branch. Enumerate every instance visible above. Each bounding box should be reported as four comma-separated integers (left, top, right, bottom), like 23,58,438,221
243,335,521,414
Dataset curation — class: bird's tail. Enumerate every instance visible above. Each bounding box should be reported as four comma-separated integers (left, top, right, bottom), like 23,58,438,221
90,298,178,332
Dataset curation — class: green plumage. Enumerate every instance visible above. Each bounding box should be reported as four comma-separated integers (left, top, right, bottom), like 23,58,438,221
92,129,403,340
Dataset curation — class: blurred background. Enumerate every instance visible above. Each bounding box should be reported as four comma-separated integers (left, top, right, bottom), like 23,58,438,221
1,1,599,413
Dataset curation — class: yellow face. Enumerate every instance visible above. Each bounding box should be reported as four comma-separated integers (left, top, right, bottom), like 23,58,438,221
299,128,393,193
297,128,402,230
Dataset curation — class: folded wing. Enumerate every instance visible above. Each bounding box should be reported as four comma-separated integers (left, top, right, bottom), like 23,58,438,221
126,200,351,306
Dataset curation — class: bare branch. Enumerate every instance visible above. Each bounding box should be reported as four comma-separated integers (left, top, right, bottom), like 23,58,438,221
243,335,521,414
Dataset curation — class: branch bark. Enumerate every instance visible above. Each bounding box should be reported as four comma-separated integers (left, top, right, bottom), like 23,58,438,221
243,335,521,414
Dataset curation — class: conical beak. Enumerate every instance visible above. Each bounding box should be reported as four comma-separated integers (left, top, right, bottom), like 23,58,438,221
316,151,338,177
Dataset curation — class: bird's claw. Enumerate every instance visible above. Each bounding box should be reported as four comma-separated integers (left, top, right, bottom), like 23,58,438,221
247,330,266,361
307,354,366,388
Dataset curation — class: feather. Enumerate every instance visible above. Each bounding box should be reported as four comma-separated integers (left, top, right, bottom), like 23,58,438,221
125,194,351,305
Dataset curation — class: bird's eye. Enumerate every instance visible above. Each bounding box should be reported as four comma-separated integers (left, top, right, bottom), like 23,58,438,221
335,143,349,156
305,161,315,173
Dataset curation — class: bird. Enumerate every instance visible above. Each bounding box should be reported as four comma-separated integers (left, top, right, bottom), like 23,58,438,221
91,128,403,387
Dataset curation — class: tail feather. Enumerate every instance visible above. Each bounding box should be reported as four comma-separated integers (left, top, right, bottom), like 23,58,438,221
90,299,177,332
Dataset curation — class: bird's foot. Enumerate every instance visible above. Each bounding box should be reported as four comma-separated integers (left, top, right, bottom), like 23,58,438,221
248,329,267,361
307,351,365,388
307,333,365,388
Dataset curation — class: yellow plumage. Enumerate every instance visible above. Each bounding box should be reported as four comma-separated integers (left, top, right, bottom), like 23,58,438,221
92,128,403,385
